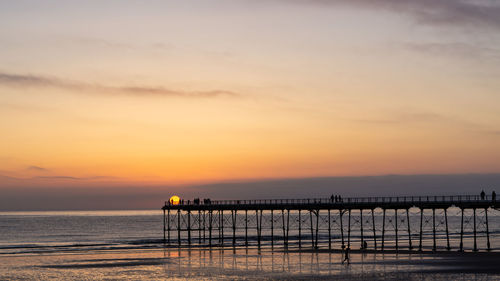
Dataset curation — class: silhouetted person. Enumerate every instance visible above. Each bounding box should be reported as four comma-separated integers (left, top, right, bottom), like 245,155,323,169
339,195,342,202
363,241,368,250
331,194,334,202
342,247,350,264
493,191,496,202
481,190,485,200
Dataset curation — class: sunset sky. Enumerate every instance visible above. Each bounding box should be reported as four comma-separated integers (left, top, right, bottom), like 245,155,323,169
1,0,500,200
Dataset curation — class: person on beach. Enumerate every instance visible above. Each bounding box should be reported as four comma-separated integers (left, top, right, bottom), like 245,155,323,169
342,247,350,264
481,190,485,200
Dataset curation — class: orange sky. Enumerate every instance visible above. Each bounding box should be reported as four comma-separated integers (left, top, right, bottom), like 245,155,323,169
1,0,500,187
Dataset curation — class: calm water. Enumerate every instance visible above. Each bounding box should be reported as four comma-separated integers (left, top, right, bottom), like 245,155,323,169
0,209,499,280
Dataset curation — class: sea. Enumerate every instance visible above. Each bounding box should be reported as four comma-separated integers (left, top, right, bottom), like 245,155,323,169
1,208,499,280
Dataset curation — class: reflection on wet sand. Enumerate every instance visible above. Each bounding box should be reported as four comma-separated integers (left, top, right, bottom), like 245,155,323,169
161,247,500,280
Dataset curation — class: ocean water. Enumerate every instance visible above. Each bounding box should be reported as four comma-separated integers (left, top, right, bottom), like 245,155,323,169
1,209,499,280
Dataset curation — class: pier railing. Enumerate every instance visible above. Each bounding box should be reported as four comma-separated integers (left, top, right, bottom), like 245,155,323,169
167,194,495,206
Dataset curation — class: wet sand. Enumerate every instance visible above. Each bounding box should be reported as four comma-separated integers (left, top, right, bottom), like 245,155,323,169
1,248,499,280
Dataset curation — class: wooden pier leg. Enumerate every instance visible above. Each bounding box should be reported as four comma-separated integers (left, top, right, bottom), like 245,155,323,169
187,210,191,246
298,210,302,249
485,208,491,251
309,210,314,249
167,209,171,245
444,208,450,250
245,209,248,247
473,208,477,252
232,210,237,247
419,208,423,251
177,209,181,246
460,208,464,252
347,209,351,249
381,209,386,250
328,209,331,250
203,210,206,243
340,210,345,249
432,208,436,251
395,209,398,251
360,209,364,249
372,209,377,250
407,208,412,250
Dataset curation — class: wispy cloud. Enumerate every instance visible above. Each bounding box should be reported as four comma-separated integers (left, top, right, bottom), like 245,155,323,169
402,42,500,61
0,72,240,98
27,166,49,172
285,0,500,29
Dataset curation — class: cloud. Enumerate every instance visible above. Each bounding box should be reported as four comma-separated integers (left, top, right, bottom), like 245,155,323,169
402,42,500,61
27,166,49,172
0,72,239,98
285,0,500,29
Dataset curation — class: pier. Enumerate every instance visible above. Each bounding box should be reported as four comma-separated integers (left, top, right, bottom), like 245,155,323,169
162,195,498,252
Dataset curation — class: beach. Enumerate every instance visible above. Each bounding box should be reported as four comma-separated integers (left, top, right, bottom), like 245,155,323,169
1,248,499,280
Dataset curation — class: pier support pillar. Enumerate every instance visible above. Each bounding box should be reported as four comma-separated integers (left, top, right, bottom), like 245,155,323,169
348,209,351,249
187,210,191,246
340,210,344,250
298,210,302,249
245,209,248,247
460,208,464,252
444,208,450,250
328,209,332,250
270,210,274,248
406,208,412,250
432,208,436,251
485,208,491,251
360,209,364,249
419,208,423,251
167,209,171,245
177,209,181,246
232,210,237,247
163,208,166,242
209,211,213,247
199,210,202,245
372,209,377,250
309,210,314,249
381,209,386,250
395,209,398,251
473,208,477,252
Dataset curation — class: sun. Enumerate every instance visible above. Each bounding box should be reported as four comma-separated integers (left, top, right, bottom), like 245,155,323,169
169,195,180,205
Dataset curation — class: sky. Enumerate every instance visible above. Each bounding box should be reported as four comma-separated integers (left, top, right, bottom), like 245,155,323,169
1,1,500,209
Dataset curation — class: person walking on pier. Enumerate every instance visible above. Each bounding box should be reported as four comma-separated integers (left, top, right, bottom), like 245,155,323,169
493,191,496,202
481,190,485,200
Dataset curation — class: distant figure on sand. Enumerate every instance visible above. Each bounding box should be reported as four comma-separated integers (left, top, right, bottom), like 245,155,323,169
481,190,485,200
342,247,350,264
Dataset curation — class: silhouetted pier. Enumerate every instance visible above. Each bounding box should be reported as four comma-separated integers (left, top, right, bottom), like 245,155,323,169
162,195,499,252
